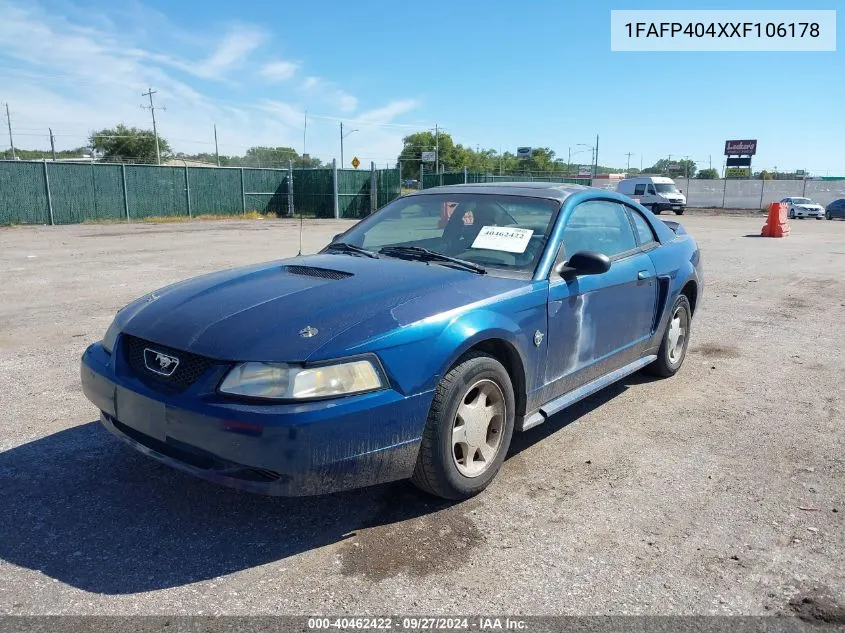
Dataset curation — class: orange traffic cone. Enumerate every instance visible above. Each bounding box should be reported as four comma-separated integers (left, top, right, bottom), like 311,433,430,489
761,202,790,237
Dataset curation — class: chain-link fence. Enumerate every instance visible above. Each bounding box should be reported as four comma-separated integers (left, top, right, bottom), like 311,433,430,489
0,160,402,224
420,171,592,189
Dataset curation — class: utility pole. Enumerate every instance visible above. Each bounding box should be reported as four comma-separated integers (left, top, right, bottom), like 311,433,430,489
213,124,220,167
303,110,307,160
434,124,439,175
49,128,56,160
141,88,163,165
4,103,15,160
567,147,571,175
593,134,599,179
625,152,633,172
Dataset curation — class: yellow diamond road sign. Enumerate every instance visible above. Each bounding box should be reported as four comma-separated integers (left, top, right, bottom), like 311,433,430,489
351,156,360,169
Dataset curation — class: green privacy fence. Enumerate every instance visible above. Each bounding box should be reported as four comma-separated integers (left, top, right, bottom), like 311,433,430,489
0,160,402,225
421,171,592,189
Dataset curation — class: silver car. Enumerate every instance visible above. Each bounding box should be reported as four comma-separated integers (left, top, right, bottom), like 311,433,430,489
782,197,825,220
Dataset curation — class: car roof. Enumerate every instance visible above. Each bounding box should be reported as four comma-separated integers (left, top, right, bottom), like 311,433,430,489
403,181,592,203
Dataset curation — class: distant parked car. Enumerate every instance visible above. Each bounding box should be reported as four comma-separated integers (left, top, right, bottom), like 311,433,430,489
402,179,419,188
825,198,845,220
782,197,824,220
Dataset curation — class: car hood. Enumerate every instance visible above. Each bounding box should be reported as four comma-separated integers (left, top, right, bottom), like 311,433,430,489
118,253,524,362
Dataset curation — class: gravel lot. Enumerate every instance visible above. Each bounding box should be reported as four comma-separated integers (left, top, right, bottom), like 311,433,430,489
1,214,843,618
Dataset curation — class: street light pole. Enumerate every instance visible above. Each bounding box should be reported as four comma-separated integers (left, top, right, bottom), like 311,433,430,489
340,122,358,168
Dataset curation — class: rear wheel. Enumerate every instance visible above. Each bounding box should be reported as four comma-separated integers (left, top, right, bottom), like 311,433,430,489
788,209,794,219
674,209,685,215
650,205,662,215
644,295,691,378
412,352,515,500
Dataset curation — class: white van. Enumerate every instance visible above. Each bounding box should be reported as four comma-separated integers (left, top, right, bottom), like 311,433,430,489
616,177,686,215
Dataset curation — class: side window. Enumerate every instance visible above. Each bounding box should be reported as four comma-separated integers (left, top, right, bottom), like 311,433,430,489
562,200,637,259
633,183,646,196
647,184,656,195
629,208,657,245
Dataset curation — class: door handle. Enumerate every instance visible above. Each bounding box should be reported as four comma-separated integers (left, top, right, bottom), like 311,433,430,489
637,270,651,280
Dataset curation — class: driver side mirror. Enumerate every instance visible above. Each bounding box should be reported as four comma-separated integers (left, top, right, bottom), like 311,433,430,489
556,251,611,279
331,232,343,243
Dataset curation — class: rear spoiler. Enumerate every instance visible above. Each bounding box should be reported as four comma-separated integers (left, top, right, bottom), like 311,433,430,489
661,220,686,235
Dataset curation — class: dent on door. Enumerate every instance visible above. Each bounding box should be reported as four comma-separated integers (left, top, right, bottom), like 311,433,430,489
544,252,657,396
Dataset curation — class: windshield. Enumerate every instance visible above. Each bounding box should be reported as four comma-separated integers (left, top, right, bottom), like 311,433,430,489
791,198,812,204
654,183,680,193
331,193,561,273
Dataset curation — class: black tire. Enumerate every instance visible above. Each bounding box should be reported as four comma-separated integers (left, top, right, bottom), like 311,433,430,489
650,205,662,215
674,209,685,215
644,295,692,378
788,210,794,219
826,213,831,220
412,352,515,500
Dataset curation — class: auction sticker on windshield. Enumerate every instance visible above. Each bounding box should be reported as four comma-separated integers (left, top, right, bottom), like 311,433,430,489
471,226,534,253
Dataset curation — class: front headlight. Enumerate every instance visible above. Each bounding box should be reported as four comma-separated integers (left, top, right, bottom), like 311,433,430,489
218,358,384,400
102,319,121,354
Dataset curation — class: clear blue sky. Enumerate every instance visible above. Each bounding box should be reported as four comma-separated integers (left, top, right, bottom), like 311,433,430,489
1,0,842,173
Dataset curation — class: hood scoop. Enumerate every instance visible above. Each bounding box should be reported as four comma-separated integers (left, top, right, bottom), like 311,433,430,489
282,265,352,280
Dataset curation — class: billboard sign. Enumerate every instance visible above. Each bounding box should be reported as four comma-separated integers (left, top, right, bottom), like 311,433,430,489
726,167,751,178
578,165,593,176
726,156,752,167
724,139,757,155
421,151,437,163
517,147,533,159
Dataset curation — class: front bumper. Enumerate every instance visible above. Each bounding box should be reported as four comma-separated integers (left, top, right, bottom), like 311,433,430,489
793,208,823,218
81,342,433,496
655,202,686,213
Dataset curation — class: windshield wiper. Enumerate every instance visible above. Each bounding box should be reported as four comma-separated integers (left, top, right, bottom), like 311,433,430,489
379,245,486,274
324,242,379,258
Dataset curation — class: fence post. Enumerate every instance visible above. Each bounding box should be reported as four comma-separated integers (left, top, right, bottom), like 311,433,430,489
464,166,468,184
721,177,728,208
240,167,246,213
759,177,765,210
121,164,130,220
332,158,340,219
184,164,192,217
370,161,377,215
419,162,424,190
288,160,294,217
42,159,55,226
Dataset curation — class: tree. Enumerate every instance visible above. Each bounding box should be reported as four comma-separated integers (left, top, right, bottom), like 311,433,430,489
243,146,321,168
645,158,697,178
697,168,719,179
89,124,171,163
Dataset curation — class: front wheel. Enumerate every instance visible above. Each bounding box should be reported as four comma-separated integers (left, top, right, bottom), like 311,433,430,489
644,295,692,378
412,352,515,499
788,209,794,219
674,209,685,215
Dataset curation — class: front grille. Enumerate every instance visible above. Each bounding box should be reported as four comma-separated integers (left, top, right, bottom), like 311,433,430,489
122,334,216,392
282,265,352,280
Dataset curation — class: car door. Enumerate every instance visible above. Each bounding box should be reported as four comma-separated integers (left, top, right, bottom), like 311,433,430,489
544,199,658,398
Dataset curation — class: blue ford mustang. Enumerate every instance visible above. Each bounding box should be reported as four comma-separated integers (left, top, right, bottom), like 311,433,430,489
81,183,703,499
